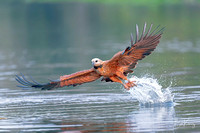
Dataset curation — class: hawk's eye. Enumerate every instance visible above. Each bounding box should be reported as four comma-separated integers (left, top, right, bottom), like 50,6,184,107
95,60,98,62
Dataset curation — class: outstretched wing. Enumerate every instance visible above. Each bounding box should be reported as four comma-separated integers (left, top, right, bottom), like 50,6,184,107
16,68,101,90
59,68,101,87
107,23,164,75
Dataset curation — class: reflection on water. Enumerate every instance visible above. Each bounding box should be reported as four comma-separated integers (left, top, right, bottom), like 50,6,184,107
47,105,175,132
128,106,175,132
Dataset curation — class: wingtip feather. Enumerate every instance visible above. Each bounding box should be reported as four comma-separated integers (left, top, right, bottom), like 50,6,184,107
140,22,147,40
135,24,139,43
144,23,153,38
130,33,134,46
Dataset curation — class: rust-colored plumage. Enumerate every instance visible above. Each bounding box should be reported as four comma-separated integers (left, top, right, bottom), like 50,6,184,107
16,23,164,90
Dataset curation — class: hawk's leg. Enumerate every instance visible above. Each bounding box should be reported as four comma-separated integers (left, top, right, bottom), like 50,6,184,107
116,71,137,90
109,76,129,90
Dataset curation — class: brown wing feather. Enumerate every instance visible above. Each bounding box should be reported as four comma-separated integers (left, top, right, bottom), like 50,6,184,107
16,68,101,90
59,68,101,87
107,23,164,75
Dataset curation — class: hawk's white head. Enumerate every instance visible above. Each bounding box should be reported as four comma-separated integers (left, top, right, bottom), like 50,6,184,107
91,58,103,68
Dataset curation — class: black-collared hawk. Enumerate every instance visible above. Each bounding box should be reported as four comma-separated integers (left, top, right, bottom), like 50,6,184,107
16,23,164,90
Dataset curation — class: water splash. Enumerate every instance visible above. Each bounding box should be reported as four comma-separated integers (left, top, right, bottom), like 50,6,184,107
128,76,174,106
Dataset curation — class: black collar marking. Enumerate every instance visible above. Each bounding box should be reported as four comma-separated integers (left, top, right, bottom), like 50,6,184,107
94,65,103,69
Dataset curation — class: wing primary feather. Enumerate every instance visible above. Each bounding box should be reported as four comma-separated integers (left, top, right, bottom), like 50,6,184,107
149,24,160,36
144,23,153,38
15,76,29,86
130,33,134,46
153,26,165,35
16,73,60,90
140,22,147,40
135,24,139,43
21,73,35,85
30,76,41,85
17,85,31,89
15,75,31,86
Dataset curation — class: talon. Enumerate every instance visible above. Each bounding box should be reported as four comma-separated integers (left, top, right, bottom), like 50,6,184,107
123,84,130,90
126,80,137,88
